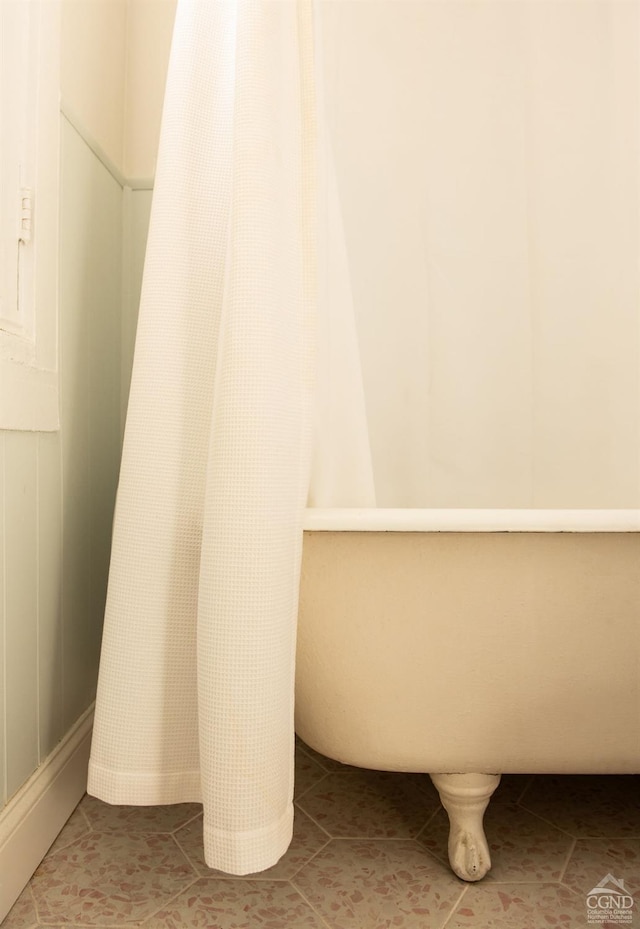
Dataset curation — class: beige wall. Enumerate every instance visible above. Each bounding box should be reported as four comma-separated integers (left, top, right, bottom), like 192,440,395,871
120,0,640,509
60,0,175,180
320,0,640,508
61,0,128,172
124,0,177,181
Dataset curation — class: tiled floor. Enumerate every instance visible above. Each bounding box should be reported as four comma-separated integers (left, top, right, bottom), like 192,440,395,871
4,740,640,929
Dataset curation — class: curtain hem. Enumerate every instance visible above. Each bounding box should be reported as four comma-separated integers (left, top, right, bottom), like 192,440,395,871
202,801,294,875
87,761,203,806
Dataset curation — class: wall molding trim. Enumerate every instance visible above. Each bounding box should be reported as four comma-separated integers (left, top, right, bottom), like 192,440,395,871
0,704,94,922
60,104,155,191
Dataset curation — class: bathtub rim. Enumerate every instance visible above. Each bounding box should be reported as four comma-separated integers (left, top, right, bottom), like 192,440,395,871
302,508,640,533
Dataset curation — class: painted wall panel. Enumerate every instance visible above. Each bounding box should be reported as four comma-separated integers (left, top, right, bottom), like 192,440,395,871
0,0,126,822
0,433,5,806
121,189,153,431
37,432,64,760
59,118,122,728
59,121,92,730
0,120,124,811
3,433,39,798
87,165,122,680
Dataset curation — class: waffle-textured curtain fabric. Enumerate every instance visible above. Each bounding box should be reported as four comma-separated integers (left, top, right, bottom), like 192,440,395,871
88,0,321,875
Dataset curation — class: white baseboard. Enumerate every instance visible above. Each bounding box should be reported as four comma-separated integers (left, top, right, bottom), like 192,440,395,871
0,705,94,922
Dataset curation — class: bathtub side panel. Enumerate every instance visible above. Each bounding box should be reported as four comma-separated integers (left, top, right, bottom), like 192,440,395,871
295,531,640,773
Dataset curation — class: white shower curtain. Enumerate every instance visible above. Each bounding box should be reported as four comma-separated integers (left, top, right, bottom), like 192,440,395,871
88,0,372,875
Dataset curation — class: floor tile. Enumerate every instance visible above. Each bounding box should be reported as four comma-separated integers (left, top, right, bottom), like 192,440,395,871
2,886,38,929
11,771,640,929
175,807,330,880
562,836,640,897
295,738,350,773
295,746,329,800
80,794,202,834
419,801,574,882
30,831,196,925
296,769,439,839
293,838,463,929
47,804,92,855
145,877,328,928
519,775,640,838
492,774,534,805
445,882,589,928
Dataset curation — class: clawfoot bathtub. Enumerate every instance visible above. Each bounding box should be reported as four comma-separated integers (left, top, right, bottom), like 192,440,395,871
295,508,640,881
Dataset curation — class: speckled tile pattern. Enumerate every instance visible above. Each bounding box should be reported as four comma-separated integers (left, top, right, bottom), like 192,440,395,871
295,768,440,839
78,795,202,834
2,887,38,929
145,879,328,929
292,838,464,928
444,882,590,928
561,837,640,897
30,832,195,925
294,746,330,800
46,806,92,856
518,775,640,838
4,740,639,929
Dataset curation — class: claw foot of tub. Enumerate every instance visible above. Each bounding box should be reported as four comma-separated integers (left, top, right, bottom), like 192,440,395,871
429,772,501,882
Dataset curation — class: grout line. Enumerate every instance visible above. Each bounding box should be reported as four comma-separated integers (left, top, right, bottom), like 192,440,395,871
78,803,93,832
171,832,202,878
168,833,200,877
206,874,317,885
560,882,584,899
26,884,40,924
514,773,536,805
294,770,328,801
122,872,200,926
514,805,576,840
463,876,571,887
290,879,334,929
419,840,453,873
414,802,444,839
288,836,333,882
440,884,469,929
292,831,433,844
293,801,333,839
296,741,345,775
170,808,203,834
557,836,577,884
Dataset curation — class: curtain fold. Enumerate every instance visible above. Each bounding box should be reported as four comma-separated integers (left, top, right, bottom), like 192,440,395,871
89,0,315,875
88,0,373,875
